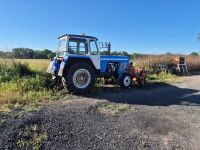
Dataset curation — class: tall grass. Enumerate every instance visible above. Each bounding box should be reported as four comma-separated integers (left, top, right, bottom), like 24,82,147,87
185,56,200,71
133,55,200,72
0,59,62,111
15,59,50,71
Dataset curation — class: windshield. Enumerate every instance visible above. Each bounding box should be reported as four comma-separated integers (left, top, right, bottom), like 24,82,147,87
57,39,67,52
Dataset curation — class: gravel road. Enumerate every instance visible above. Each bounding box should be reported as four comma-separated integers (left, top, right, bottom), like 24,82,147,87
0,75,200,150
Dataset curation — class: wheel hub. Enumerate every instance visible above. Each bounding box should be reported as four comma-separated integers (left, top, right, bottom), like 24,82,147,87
123,76,131,87
73,69,91,89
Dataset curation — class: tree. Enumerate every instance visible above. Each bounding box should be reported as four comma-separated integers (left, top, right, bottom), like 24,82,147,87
100,50,110,55
12,48,34,58
111,51,119,55
11,48,54,59
190,52,199,56
121,51,129,56
131,53,142,59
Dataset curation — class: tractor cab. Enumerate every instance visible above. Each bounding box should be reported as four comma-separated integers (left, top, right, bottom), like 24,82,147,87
56,34,99,58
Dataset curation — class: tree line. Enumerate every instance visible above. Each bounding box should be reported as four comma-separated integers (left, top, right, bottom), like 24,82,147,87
100,50,144,59
0,48,54,59
100,50,199,58
0,48,199,59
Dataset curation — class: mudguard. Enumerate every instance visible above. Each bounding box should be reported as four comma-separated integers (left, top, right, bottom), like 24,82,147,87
58,61,66,76
47,59,60,75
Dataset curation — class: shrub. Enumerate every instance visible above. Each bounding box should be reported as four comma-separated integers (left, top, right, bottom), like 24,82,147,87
0,60,33,83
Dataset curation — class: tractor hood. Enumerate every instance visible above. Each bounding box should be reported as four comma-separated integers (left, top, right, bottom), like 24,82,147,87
100,55,129,62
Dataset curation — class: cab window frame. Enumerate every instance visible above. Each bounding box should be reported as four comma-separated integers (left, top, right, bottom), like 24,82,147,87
68,37,88,55
89,40,99,55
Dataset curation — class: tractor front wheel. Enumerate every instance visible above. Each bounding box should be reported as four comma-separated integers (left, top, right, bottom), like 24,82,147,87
120,73,132,88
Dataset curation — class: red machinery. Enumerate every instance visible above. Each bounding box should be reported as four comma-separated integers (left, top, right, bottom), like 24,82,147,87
129,63,147,86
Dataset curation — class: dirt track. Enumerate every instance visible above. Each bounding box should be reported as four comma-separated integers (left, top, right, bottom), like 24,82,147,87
1,75,200,149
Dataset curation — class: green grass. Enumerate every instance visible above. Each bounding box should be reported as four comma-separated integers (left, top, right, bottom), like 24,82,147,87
0,59,64,112
0,119,6,126
147,72,180,83
16,124,48,150
98,102,130,116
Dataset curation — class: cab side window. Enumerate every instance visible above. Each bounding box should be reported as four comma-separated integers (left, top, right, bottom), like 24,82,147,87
90,40,98,55
68,41,77,54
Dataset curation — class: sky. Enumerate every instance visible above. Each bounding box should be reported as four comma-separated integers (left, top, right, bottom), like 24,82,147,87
0,0,200,54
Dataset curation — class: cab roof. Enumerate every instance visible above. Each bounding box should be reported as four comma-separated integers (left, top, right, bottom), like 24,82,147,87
58,34,98,40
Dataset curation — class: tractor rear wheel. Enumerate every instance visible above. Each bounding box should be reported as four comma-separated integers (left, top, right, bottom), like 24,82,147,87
120,73,132,88
64,63,95,94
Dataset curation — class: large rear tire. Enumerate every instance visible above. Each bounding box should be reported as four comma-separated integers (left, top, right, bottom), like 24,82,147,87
64,63,95,94
120,73,132,88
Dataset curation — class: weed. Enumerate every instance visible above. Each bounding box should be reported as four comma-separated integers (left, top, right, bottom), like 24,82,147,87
147,72,179,83
0,119,6,126
16,124,48,150
98,102,130,116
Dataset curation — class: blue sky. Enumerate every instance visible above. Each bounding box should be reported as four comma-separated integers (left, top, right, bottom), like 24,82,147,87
0,0,200,54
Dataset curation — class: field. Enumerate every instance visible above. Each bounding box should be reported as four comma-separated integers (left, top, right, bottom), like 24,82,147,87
14,59,50,71
1,58,200,149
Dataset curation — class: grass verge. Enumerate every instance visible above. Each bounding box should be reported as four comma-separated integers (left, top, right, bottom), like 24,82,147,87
0,59,65,112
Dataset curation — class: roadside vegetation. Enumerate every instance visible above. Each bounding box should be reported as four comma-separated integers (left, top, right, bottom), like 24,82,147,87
0,59,65,112
147,72,178,83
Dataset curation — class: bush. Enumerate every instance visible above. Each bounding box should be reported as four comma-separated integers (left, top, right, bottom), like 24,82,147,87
0,60,33,83
190,52,199,56
147,72,177,83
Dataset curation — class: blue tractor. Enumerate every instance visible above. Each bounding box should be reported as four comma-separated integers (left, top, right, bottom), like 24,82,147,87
47,34,132,94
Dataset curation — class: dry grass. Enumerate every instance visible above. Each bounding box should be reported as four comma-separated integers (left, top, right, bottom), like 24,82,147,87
133,55,200,72
0,59,50,71
13,59,50,71
185,56,200,71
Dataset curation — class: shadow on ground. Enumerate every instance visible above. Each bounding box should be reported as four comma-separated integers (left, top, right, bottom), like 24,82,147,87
84,82,200,106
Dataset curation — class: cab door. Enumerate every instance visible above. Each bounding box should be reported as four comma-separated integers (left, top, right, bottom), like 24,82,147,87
89,40,100,70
